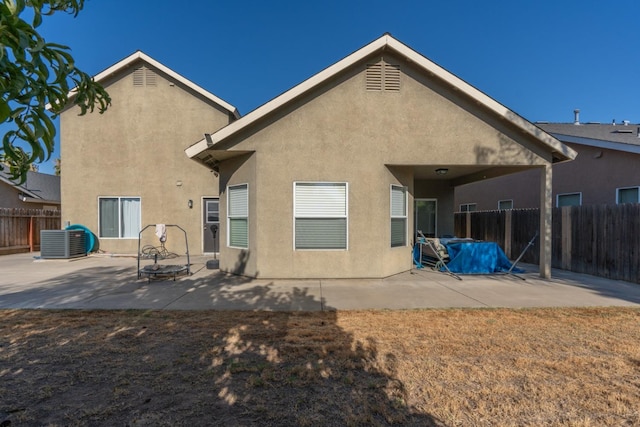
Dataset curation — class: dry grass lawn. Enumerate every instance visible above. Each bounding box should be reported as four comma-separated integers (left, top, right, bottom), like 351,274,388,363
1,307,639,426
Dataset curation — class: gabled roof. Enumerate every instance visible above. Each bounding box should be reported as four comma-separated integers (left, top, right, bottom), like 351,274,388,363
186,33,576,163
0,170,60,204
537,122,640,154
65,51,240,119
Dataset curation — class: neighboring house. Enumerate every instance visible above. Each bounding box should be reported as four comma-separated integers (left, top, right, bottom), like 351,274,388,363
186,34,575,279
455,112,640,211
59,51,238,255
0,170,60,210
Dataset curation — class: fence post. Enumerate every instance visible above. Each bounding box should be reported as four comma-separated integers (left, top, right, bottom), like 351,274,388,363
29,215,34,252
504,210,512,258
465,211,471,238
561,207,572,270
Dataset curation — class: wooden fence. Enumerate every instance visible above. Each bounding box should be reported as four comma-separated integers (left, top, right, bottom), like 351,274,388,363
0,208,61,255
454,204,640,284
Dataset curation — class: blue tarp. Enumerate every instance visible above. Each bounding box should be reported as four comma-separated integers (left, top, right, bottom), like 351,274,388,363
412,244,424,269
444,242,522,274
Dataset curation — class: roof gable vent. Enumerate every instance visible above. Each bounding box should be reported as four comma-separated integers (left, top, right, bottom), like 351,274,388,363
366,62,383,91
145,67,157,86
383,63,400,91
133,67,144,86
366,60,400,92
133,66,158,87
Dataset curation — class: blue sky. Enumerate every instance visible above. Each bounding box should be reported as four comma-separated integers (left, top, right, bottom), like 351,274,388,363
28,0,640,174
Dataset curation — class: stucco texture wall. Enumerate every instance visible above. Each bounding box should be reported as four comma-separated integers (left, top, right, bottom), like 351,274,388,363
60,63,231,254
216,53,550,278
1,185,25,209
218,153,257,276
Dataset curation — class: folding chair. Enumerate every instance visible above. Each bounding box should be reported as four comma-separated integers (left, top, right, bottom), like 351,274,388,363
417,230,461,280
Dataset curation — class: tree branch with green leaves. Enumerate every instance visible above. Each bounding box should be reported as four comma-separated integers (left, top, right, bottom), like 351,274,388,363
0,0,110,182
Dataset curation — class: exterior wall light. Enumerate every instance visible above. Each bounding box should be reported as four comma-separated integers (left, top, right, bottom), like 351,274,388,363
188,199,193,209
435,168,448,175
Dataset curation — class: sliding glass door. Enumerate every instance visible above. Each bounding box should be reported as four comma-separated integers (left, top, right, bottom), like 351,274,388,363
415,199,437,238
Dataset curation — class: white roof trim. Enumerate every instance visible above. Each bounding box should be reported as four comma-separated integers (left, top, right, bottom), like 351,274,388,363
67,51,239,118
187,34,576,161
549,133,640,155
20,196,60,204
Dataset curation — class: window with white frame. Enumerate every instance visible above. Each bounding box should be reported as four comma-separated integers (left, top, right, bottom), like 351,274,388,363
294,182,347,250
617,187,639,204
556,192,582,207
390,185,407,247
227,184,248,248
460,203,477,213
98,197,141,238
498,199,513,210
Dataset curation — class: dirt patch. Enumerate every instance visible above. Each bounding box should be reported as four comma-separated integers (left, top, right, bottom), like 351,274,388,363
1,308,639,426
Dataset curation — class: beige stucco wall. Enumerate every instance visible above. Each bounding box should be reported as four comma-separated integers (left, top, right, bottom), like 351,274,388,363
60,62,231,254
216,53,551,278
218,153,258,275
1,185,25,209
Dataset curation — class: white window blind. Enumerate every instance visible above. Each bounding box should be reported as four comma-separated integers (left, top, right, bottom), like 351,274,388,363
294,183,347,249
295,183,346,217
390,185,407,247
228,184,248,248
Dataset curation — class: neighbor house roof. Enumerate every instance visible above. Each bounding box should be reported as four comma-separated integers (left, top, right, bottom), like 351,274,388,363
186,33,576,163
62,51,240,119
0,170,60,204
537,122,640,154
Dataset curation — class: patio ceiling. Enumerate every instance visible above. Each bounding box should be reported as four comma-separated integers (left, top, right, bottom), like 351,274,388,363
398,164,538,185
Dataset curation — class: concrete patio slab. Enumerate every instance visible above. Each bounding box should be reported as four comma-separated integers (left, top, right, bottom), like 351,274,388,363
0,252,638,311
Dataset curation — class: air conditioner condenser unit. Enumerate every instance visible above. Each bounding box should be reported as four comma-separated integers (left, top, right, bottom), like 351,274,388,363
41,230,87,259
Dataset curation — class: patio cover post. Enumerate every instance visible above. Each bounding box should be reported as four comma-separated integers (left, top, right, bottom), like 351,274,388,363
539,164,552,278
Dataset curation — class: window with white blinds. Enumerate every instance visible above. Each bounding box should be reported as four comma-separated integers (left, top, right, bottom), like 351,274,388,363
294,182,347,250
390,185,407,247
227,184,248,248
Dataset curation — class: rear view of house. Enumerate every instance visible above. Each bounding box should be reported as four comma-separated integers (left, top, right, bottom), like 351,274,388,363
186,34,576,279
59,35,576,278
59,52,238,255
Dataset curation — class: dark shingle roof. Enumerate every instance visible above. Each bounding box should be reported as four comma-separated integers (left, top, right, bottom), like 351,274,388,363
537,122,640,147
